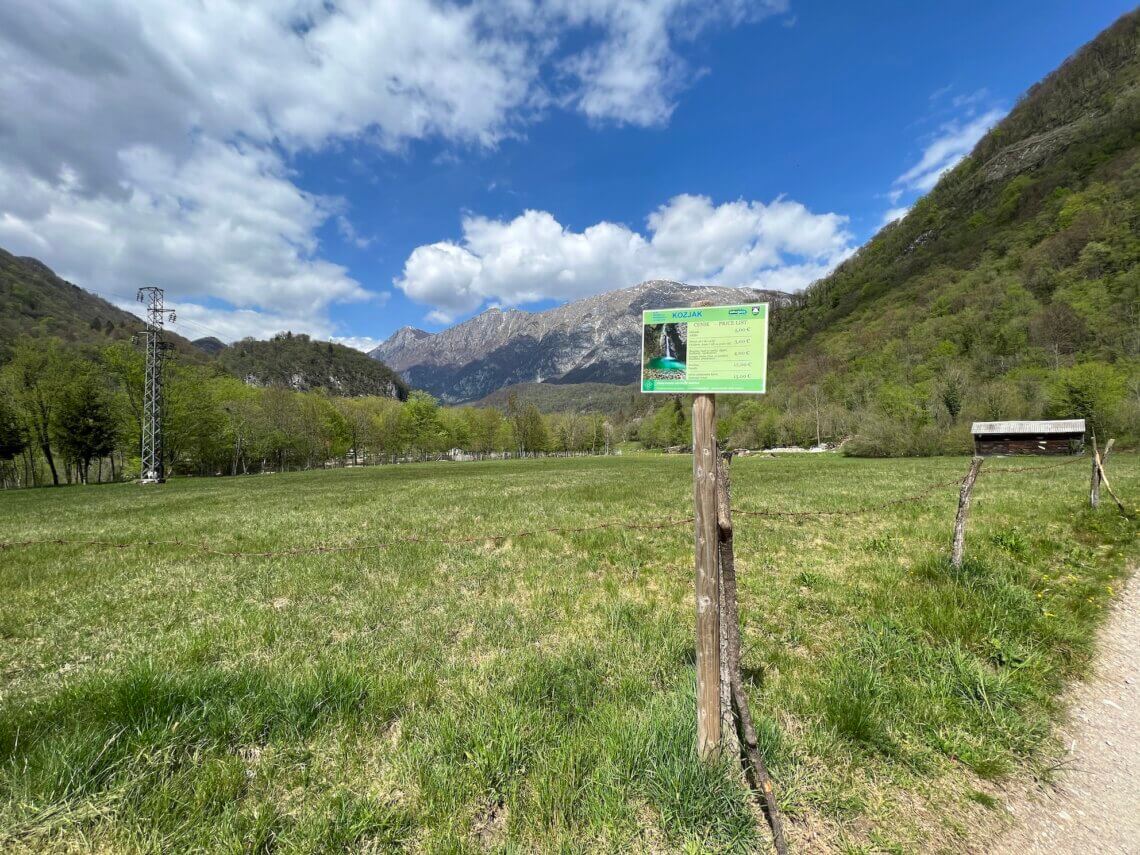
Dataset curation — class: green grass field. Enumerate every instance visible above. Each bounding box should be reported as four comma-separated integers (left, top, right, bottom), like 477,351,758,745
0,454,1136,853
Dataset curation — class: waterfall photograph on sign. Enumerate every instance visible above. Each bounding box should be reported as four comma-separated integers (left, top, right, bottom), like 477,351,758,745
642,322,688,380
642,305,768,394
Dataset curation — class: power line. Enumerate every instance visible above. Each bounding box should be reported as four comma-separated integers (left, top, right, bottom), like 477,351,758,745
168,315,232,342
84,285,233,343
85,286,140,305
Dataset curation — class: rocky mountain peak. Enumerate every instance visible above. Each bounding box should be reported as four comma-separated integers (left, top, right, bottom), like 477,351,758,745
370,280,789,402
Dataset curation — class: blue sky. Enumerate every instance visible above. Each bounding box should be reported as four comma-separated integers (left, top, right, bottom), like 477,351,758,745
0,0,1133,350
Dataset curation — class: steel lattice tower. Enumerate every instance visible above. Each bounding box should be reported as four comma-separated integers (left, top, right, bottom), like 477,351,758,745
137,287,175,484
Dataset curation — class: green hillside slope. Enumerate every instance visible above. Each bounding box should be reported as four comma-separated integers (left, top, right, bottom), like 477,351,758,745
0,248,201,361
739,11,1140,453
218,333,409,399
0,251,406,399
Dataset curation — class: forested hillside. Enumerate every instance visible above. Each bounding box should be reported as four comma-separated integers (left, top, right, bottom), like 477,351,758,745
476,381,644,416
219,333,409,399
718,10,1140,454
0,251,407,400
0,248,200,361
0,261,413,485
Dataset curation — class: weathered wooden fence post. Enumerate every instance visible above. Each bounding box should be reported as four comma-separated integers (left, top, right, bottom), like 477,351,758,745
1091,436,1130,515
687,297,722,760
1091,436,1114,509
951,456,984,569
718,547,735,755
716,455,739,759
716,453,789,855
693,390,721,759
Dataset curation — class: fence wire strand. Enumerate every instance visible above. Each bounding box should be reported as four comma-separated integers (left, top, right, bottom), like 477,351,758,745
0,454,1099,560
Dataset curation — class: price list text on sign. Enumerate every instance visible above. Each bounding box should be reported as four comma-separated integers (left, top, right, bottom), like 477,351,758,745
640,303,768,394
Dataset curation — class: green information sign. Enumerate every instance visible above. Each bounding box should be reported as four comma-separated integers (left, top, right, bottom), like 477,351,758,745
641,303,768,394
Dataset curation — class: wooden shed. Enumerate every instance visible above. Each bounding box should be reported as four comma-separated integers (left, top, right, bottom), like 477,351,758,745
971,420,1086,456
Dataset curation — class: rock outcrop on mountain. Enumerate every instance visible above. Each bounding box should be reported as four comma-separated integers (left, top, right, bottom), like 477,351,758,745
370,281,788,402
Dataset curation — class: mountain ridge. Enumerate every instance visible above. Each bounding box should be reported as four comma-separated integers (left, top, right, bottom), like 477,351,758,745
0,249,407,399
370,279,790,402
0,246,203,361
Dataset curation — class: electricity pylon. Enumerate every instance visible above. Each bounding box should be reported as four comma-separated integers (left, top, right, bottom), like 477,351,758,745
136,287,175,484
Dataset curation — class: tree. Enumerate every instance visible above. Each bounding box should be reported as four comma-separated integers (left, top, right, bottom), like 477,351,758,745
219,383,265,475
805,384,827,446
400,391,445,459
1047,362,1126,439
301,393,351,466
438,407,471,452
0,394,27,488
936,366,968,423
640,398,688,449
0,397,26,461
368,398,406,462
260,387,301,470
1029,301,1089,369
462,406,504,457
53,370,117,483
165,364,229,475
4,339,65,485
515,403,549,454
101,341,146,469
335,398,373,465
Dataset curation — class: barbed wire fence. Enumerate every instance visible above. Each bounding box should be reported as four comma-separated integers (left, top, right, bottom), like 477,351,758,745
0,453,1110,561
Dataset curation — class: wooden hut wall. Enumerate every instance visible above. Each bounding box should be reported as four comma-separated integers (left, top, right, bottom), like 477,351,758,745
973,435,1082,455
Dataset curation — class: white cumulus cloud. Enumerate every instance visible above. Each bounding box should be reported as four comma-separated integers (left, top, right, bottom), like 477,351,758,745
894,108,1005,193
880,206,910,226
396,193,854,322
0,141,366,319
0,0,787,341
550,0,787,126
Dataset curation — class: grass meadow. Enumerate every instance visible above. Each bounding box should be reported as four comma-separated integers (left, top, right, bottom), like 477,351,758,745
0,453,1136,853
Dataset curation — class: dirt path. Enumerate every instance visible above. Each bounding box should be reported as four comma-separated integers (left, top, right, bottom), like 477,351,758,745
989,572,1139,855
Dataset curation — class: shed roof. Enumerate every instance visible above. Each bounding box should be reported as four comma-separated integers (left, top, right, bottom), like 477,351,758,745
971,419,1086,435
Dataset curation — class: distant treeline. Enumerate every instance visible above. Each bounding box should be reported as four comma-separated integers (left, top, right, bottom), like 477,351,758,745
2,332,1136,488
0,337,615,488
631,360,1137,456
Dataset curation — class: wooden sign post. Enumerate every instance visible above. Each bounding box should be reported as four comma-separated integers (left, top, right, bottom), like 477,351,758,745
692,389,721,758
639,300,769,761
